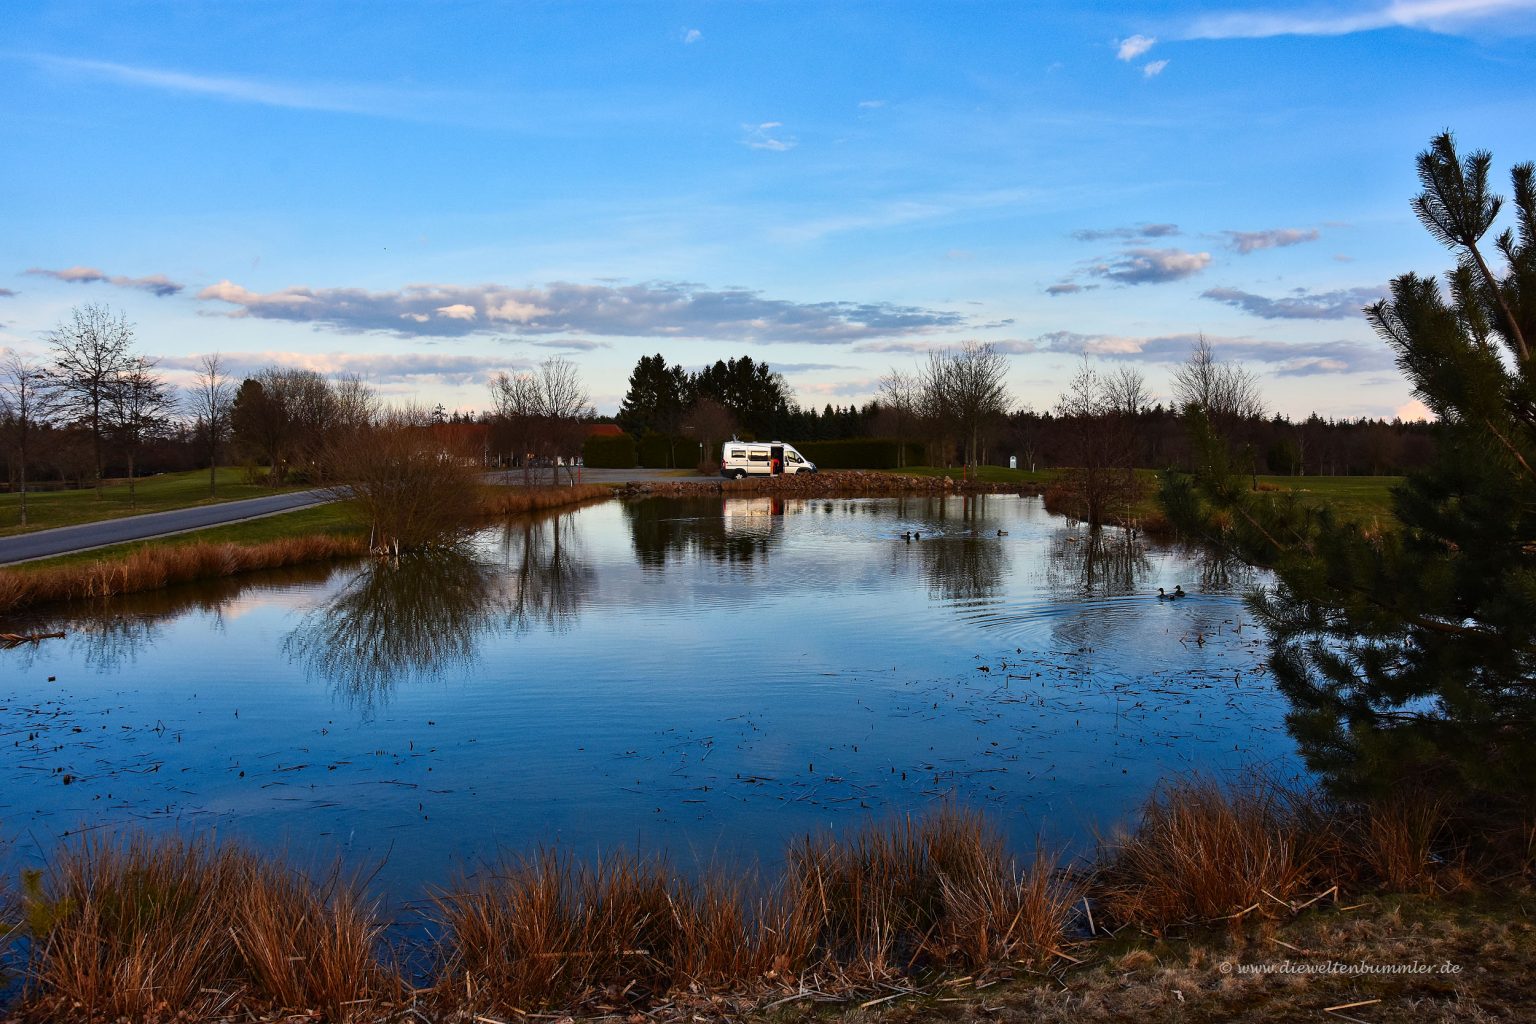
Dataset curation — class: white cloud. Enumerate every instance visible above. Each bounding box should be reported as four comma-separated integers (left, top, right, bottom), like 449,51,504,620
1143,59,1170,77
1117,34,1157,59
1090,247,1212,284
25,265,184,296
682,28,702,44
195,278,970,343
156,350,524,386
742,121,797,151
1037,330,1391,375
1395,399,1435,421
857,99,886,108
1183,0,1536,39
1224,227,1321,253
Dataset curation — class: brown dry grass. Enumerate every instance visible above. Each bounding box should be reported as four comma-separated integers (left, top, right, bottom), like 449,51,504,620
4,784,1528,1022
478,483,615,517
14,834,392,1022
1098,775,1327,932
0,534,366,616
784,808,1077,979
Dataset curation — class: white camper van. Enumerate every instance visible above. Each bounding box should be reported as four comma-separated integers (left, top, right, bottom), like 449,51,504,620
720,440,818,479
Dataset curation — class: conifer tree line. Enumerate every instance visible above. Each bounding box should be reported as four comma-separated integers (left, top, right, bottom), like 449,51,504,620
609,343,1440,475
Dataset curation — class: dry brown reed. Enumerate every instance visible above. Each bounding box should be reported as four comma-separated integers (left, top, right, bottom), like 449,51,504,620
15,834,391,1023
433,849,699,1013
478,483,614,517
1354,793,1449,892
0,534,366,616
784,807,1076,977
1097,774,1327,931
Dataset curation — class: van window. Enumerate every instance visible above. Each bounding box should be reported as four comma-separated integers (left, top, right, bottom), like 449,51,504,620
787,452,803,463
729,449,745,458
748,451,769,462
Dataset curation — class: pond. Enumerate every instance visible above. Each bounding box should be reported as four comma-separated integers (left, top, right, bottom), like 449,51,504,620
0,493,1297,898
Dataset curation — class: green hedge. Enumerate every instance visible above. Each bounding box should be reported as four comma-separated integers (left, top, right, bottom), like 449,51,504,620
583,433,637,468
637,434,703,469
796,438,925,469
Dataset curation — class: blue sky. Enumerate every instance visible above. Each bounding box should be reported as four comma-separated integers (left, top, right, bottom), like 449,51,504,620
4,0,1536,420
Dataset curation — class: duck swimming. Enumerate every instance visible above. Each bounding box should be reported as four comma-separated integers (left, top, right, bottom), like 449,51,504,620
1157,587,1172,599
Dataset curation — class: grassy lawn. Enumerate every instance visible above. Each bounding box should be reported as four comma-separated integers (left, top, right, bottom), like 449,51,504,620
0,468,299,537
882,465,1060,486
887,466,1402,525
1256,473,1401,522
8,502,366,573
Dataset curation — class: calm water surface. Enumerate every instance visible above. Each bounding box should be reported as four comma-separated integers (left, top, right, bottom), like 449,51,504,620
1,494,1295,895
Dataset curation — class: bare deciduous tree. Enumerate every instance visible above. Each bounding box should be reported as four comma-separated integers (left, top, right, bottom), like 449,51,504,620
48,303,136,494
490,358,593,484
333,405,484,553
1171,335,1266,423
914,342,1013,468
108,356,173,506
533,357,593,483
188,353,234,497
1055,358,1146,527
876,367,920,468
0,351,58,525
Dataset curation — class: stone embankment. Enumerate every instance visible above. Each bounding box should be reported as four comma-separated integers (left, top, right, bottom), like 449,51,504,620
615,470,1041,499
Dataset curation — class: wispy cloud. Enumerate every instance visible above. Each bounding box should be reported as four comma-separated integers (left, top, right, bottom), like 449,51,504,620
1072,223,1180,241
0,288,16,298
1202,284,1388,319
1037,330,1391,375
1183,0,1536,39
682,27,703,44
196,278,970,344
1224,227,1320,253
742,121,796,151
17,53,430,117
156,350,525,386
857,99,886,109
1045,283,1086,296
853,339,1038,355
25,265,183,297
1117,34,1157,59
1143,59,1170,77
1089,247,1212,285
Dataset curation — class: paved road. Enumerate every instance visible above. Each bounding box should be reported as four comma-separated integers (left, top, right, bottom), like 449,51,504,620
0,471,705,565
0,489,335,565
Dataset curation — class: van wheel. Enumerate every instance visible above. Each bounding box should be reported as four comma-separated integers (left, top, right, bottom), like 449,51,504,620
733,469,747,480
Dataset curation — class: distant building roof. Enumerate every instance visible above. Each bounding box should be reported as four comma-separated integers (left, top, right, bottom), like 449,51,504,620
586,423,625,437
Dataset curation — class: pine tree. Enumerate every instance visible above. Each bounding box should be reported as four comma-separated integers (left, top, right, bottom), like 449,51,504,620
1162,132,1536,815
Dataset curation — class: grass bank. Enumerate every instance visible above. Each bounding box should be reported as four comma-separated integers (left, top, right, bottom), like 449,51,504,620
0,484,618,617
0,468,299,537
1,776,1528,1022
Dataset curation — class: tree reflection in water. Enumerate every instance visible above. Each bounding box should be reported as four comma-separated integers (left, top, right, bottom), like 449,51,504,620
622,496,782,571
10,563,341,674
284,548,503,711
285,511,597,708
1045,525,1151,601
489,509,595,632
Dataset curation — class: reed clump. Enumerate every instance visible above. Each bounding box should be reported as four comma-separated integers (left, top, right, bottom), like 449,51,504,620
0,535,366,616
1097,774,1327,931
1351,793,1450,893
785,807,1076,977
478,483,614,517
14,835,392,1023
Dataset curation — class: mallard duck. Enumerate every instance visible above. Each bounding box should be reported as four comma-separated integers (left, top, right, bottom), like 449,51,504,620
1173,585,1187,599
1157,587,1172,600
997,529,1008,537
